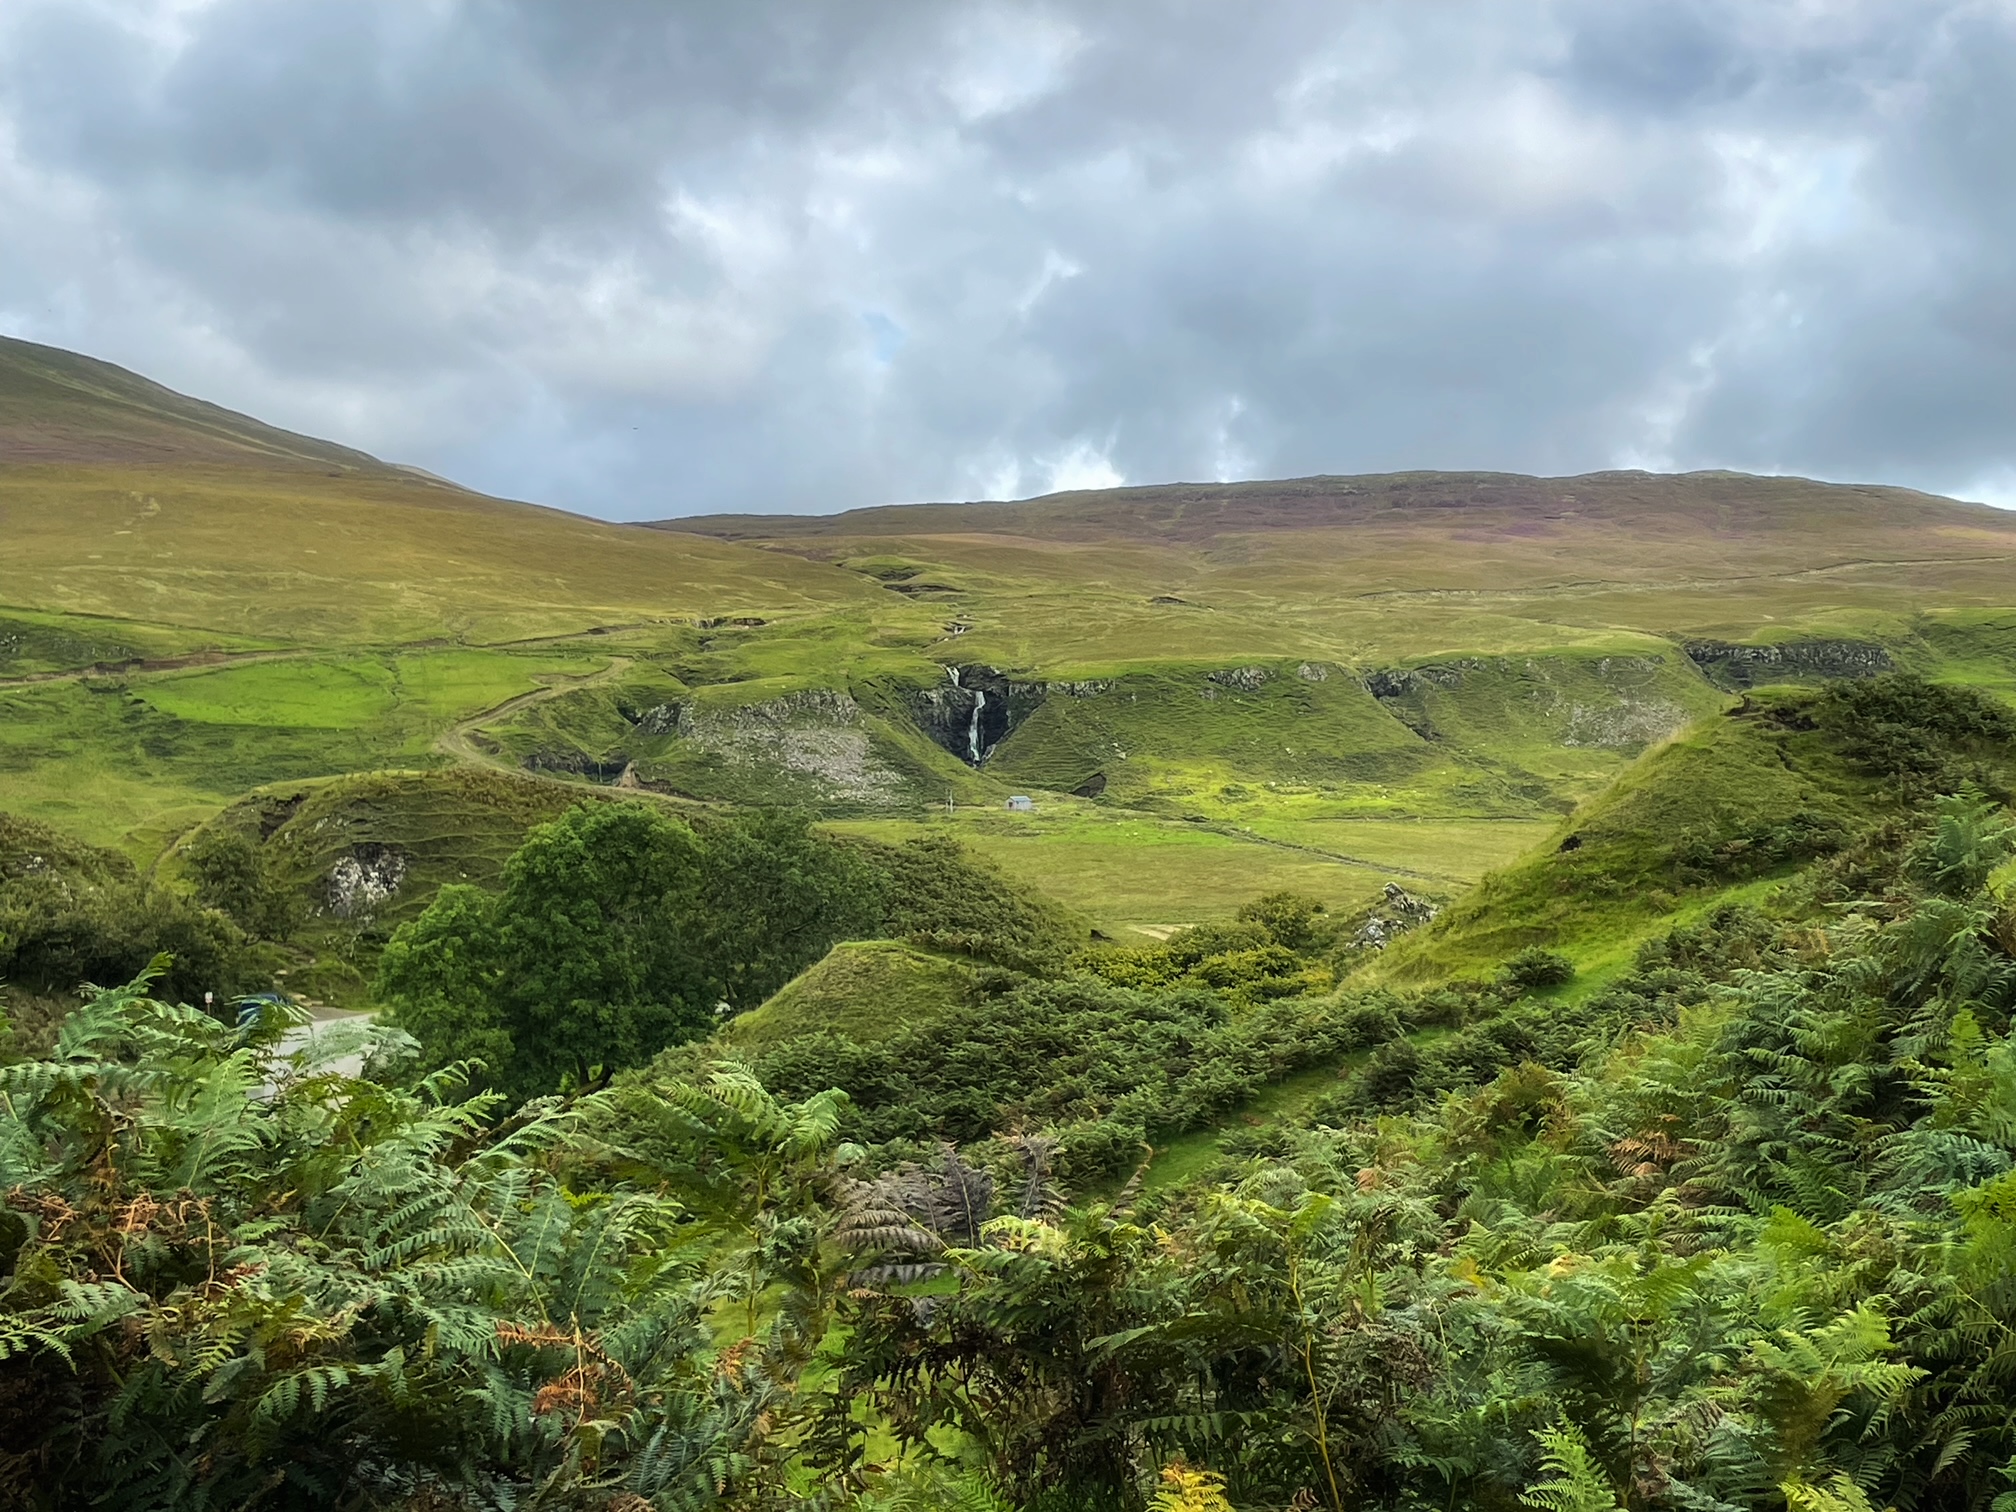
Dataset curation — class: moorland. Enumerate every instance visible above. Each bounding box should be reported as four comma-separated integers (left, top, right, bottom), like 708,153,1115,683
9,335,2016,1509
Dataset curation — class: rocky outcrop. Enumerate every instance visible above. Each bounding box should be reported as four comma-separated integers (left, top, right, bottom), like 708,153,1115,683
1362,661,1481,698
523,750,630,781
622,702,681,736
1682,638,1893,689
1347,883,1440,951
1558,696,1693,749
672,689,907,804
326,844,408,918
1206,666,1271,692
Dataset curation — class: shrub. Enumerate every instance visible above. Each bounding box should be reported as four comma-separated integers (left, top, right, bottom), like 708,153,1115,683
1501,947,1575,990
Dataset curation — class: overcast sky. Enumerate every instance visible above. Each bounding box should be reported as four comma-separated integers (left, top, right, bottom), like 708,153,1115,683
3,0,2014,519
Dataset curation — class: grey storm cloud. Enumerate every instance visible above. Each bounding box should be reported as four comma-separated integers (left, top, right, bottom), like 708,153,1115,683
3,0,2015,517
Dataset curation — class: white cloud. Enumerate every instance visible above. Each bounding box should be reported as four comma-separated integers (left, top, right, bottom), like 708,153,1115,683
2,0,2014,516
1040,438,1124,494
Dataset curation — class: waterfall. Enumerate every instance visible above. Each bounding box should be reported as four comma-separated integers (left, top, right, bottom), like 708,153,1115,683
945,665,987,765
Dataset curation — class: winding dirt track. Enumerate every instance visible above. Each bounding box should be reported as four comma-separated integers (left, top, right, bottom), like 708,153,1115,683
432,655,636,770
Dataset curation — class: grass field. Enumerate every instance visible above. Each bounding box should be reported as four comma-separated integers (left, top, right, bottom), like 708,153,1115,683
0,643,615,853
825,806,1545,933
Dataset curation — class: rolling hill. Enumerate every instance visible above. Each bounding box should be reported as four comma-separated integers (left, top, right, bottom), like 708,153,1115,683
654,469,2016,665
0,335,870,645
7,334,2016,977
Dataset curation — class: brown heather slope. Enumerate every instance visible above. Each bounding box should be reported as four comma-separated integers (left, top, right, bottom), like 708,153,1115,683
649,470,2016,670
0,337,871,643
0,335,389,471
656,470,2016,587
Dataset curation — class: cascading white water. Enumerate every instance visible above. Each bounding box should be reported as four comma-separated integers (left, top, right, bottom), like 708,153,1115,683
945,665,987,765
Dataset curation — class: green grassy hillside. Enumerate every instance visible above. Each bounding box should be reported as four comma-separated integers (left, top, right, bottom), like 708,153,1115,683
659,469,2016,669
7,337,2016,995
1365,674,2016,986
0,336,870,645
13,350,2016,1512
0,336,389,471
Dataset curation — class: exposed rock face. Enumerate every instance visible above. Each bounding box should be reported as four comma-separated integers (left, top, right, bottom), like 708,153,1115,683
673,689,907,803
910,666,1046,765
1349,882,1440,950
326,844,408,918
1559,696,1693,749
523,750,629,781
255,792,305,839
1682,638,1893,689
1361,661,1479,698
1207,666,1271,692
623,703,680,736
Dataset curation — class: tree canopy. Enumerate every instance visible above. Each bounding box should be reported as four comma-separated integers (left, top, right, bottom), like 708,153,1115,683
376,804,883,1098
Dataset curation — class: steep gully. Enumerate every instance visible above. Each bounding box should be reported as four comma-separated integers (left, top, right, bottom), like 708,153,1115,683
947,666,986,763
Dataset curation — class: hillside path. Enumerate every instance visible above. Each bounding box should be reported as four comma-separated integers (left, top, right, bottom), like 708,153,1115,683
434,655,636,771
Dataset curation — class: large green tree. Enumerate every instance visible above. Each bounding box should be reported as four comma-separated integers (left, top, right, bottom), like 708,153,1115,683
693,807,884,1012
378,803,883,1098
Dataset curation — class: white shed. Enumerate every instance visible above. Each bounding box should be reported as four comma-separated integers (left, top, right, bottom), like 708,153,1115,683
1006,795,1035,812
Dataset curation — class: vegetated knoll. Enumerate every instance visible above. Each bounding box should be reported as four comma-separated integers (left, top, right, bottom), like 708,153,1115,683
715,940,982,1052
1365,673,2016,984
0,337,872,643
176,767,613,1003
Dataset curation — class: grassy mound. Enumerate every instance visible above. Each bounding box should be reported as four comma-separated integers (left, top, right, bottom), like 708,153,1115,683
716,940,981,1052
190,767,602,925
